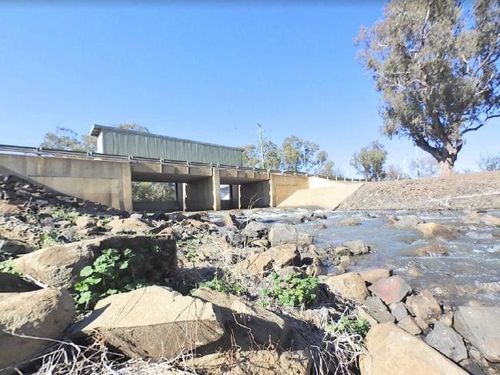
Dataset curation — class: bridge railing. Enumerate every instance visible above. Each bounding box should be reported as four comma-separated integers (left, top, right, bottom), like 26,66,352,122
0,144,368,182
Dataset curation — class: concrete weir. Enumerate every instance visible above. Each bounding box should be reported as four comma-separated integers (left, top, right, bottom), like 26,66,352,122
0,152,362,212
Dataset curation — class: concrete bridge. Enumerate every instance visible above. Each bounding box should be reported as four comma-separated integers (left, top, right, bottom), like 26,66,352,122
0,145,363,212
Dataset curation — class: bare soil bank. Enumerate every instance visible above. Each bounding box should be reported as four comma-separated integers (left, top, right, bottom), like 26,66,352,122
338,171,500,211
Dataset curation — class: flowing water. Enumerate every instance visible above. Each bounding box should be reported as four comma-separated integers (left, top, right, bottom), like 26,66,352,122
217,208,500,308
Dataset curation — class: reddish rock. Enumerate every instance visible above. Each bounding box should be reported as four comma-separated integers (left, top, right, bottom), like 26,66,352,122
368,276,412,305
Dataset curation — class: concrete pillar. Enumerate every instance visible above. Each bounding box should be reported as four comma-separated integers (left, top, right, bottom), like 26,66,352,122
240,180,271,209
184,169,221,211
231,184,240,209
176,183,184,211
121,163,133,211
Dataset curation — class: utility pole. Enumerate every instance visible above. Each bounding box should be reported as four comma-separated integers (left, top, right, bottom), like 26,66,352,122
257,123,265,169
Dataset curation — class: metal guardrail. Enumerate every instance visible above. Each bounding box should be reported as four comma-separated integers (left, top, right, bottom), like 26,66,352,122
0,144,368,182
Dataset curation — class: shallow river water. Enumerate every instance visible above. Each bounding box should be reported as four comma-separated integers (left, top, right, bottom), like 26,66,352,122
217,208,500,308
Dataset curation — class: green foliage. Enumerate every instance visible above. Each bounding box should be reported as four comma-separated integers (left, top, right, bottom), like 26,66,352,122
351,141,387,181
41,127,96,152
132,181,176,202
41,230,59,248
199,272,245,296
262,272,318,307
74,248,146,310
0,260,21,276
177,235,204,262
52,208,79,223
329,315,371,338
357,0,500,173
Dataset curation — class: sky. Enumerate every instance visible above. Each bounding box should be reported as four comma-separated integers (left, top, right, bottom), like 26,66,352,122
0,1,498,177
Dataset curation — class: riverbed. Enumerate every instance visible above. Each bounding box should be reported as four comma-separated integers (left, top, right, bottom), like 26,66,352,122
216,208,500,308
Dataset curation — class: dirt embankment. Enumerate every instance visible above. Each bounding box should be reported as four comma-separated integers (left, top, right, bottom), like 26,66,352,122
338,171,500,211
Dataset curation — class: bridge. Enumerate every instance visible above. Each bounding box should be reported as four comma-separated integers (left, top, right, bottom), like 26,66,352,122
0,145,364,212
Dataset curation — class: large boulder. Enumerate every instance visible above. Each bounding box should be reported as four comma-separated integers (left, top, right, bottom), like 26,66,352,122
0,288,75,372
425,322,467,363
362,296,395,324
13,236,177,289
368,276,412,305
268,224,312,247
191,288,293,351
75,286,224,359
390,215,422,230
239,245,300,275
454,306,500,363
416,223,456,239
343,240,370,255
188,350,311,375
322,272,368,301
359,268,391,284
107,217,151,234
242,221,268,238
360,323,468,375
406,289,442,324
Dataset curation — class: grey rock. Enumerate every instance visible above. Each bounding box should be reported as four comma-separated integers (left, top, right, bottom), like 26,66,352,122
363,296,395,323
268,223,312,247
425,322,468,363
343,240,370,255
242,221,268,238
389,302,408,322
454,306,500,363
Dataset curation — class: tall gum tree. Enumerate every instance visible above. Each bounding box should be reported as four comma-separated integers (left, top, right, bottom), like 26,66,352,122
357,0,499,175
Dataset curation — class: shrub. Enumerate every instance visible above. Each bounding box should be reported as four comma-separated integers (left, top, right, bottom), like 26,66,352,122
0,260,20,276
329,315,371,338
262,272,318,307
74,248,147,310
199,272,245,296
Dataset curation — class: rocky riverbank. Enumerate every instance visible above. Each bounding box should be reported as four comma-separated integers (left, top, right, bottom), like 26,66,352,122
339,171,500,211
1,174,499,374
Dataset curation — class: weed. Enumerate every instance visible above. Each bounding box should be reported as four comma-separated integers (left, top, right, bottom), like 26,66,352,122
199,272,246,296
262,272,318,307
177,235,204,262
328,315,371,338
52,208,79,223
74,248,147,310
41,230,59,248
0,260,21,276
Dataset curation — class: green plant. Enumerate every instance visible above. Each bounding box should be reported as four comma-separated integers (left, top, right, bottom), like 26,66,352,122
52,208,79,223
0,260,21,276
74,248,146,310
41,231,59,247
178,236,204,262
329,315,371,338
262,272,318,307
199,272,245,296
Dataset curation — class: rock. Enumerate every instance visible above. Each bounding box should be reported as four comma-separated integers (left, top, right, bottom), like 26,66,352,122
479,214,500,227
76,286,224,359
439,311,454,327
339,255,351,268
251,238,269,248
333,245,351,257
268,224,312,247
360,323,468,375
188,350,311,375
223,213,242,229
0,289,75,371
322,272,368,301
406,289,442,324
390,215,422,229
74,216,97,228
339,217,361,226
358,307,378,327
363,296,395,323
425,322,467,363
397,316,421,335
416,223,456,239
0,201,21,215
241,221,267,238
191,288,293,351
368,276,412,305
413,243,449,257
0,273,39,292
343,240,370,255
389,302,408,322
239,252,273,275
13,236,177,289
454,306,500,363
359,268,391,284
0,237,34,256
267,244,301,268
107,217,151,234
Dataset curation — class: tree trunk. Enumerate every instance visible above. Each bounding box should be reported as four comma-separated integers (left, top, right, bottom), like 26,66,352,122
438,159,454,176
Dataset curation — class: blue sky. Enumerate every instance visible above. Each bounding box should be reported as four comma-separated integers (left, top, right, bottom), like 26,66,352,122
0,1,498,176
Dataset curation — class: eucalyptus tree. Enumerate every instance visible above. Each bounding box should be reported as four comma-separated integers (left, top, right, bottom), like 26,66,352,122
358,0,499,175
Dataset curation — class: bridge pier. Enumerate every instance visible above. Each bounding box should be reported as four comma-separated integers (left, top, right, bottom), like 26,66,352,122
239,180,271,209
183,169,221,211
